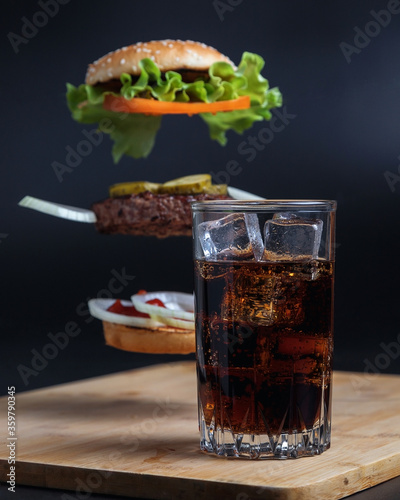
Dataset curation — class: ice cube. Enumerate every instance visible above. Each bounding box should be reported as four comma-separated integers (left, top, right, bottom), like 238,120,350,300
221,265,276,325
264,213,323,261
244,213,265,261
198,213,264,261
220,261,312,328
272,212,299,221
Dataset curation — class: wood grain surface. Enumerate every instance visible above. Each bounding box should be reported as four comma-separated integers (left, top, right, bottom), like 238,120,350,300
1,362,400,499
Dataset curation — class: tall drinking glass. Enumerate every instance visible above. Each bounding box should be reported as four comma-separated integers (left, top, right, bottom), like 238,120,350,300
192,200,336,459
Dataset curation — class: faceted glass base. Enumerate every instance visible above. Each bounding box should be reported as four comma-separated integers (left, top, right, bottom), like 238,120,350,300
199,406,331,459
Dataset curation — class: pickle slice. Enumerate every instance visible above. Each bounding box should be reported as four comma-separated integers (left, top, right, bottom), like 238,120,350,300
109,181,161,197
158,174,212,195
204,184,228,195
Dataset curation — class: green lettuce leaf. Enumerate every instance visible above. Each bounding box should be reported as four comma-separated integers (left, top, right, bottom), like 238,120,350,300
200,52,283,145
66,83,161,161
66,52,282,161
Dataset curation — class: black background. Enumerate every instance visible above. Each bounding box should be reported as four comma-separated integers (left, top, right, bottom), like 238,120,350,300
1,1,400,394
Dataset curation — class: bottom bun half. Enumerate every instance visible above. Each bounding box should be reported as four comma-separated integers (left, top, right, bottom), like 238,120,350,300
103,321,195,354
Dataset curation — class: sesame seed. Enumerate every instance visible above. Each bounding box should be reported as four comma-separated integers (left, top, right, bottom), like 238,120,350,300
132,65,137,72
107,69,113,77
168,43,173,48
150,55,155,61
155,49,160,54
120,58,126,64
137,48,142,53
161,41,167,46
107,57,112,63
101,62,106,67
122,46,127,51
142,48,151,53
89,67,95,73
175,56,180,62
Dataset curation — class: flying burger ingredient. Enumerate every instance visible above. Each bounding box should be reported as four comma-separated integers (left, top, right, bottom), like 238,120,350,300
151,315,195,330
109,174,227,198
18,196,97,223
92,191,230,237
146,298,167,308
107,299,150,318
66,45,282,161
158,174,211,195
88,294,195,331
203,184,228,195
88,298,163,328
103,94,251,116
109,181,161,198
131,291,194,321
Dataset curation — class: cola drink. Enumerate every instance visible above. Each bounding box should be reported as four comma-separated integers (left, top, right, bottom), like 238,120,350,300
192,199,336,459
194,258,334,458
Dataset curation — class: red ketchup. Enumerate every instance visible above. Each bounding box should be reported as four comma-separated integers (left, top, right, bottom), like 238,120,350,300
146,298,166,308
107,299,149,318
107,296,166,317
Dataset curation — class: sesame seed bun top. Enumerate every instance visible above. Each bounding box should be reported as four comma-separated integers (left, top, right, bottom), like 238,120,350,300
85,39,235,85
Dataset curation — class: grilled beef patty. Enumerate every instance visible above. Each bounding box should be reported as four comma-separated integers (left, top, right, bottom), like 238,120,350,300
92,191,231,237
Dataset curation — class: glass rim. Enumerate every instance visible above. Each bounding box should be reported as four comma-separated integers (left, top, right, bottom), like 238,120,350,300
191,199,337,212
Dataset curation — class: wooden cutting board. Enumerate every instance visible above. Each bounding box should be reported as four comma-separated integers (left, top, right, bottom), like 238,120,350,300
1,361,400,499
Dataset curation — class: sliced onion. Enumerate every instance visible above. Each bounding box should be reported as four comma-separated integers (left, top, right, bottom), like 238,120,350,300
150,314,195,330
19,196,97,223
88,298,163,328
227,186,265,201
131,291,194,321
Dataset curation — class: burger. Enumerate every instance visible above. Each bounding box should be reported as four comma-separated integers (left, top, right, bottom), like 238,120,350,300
67,39,282,161
19,39,280,355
